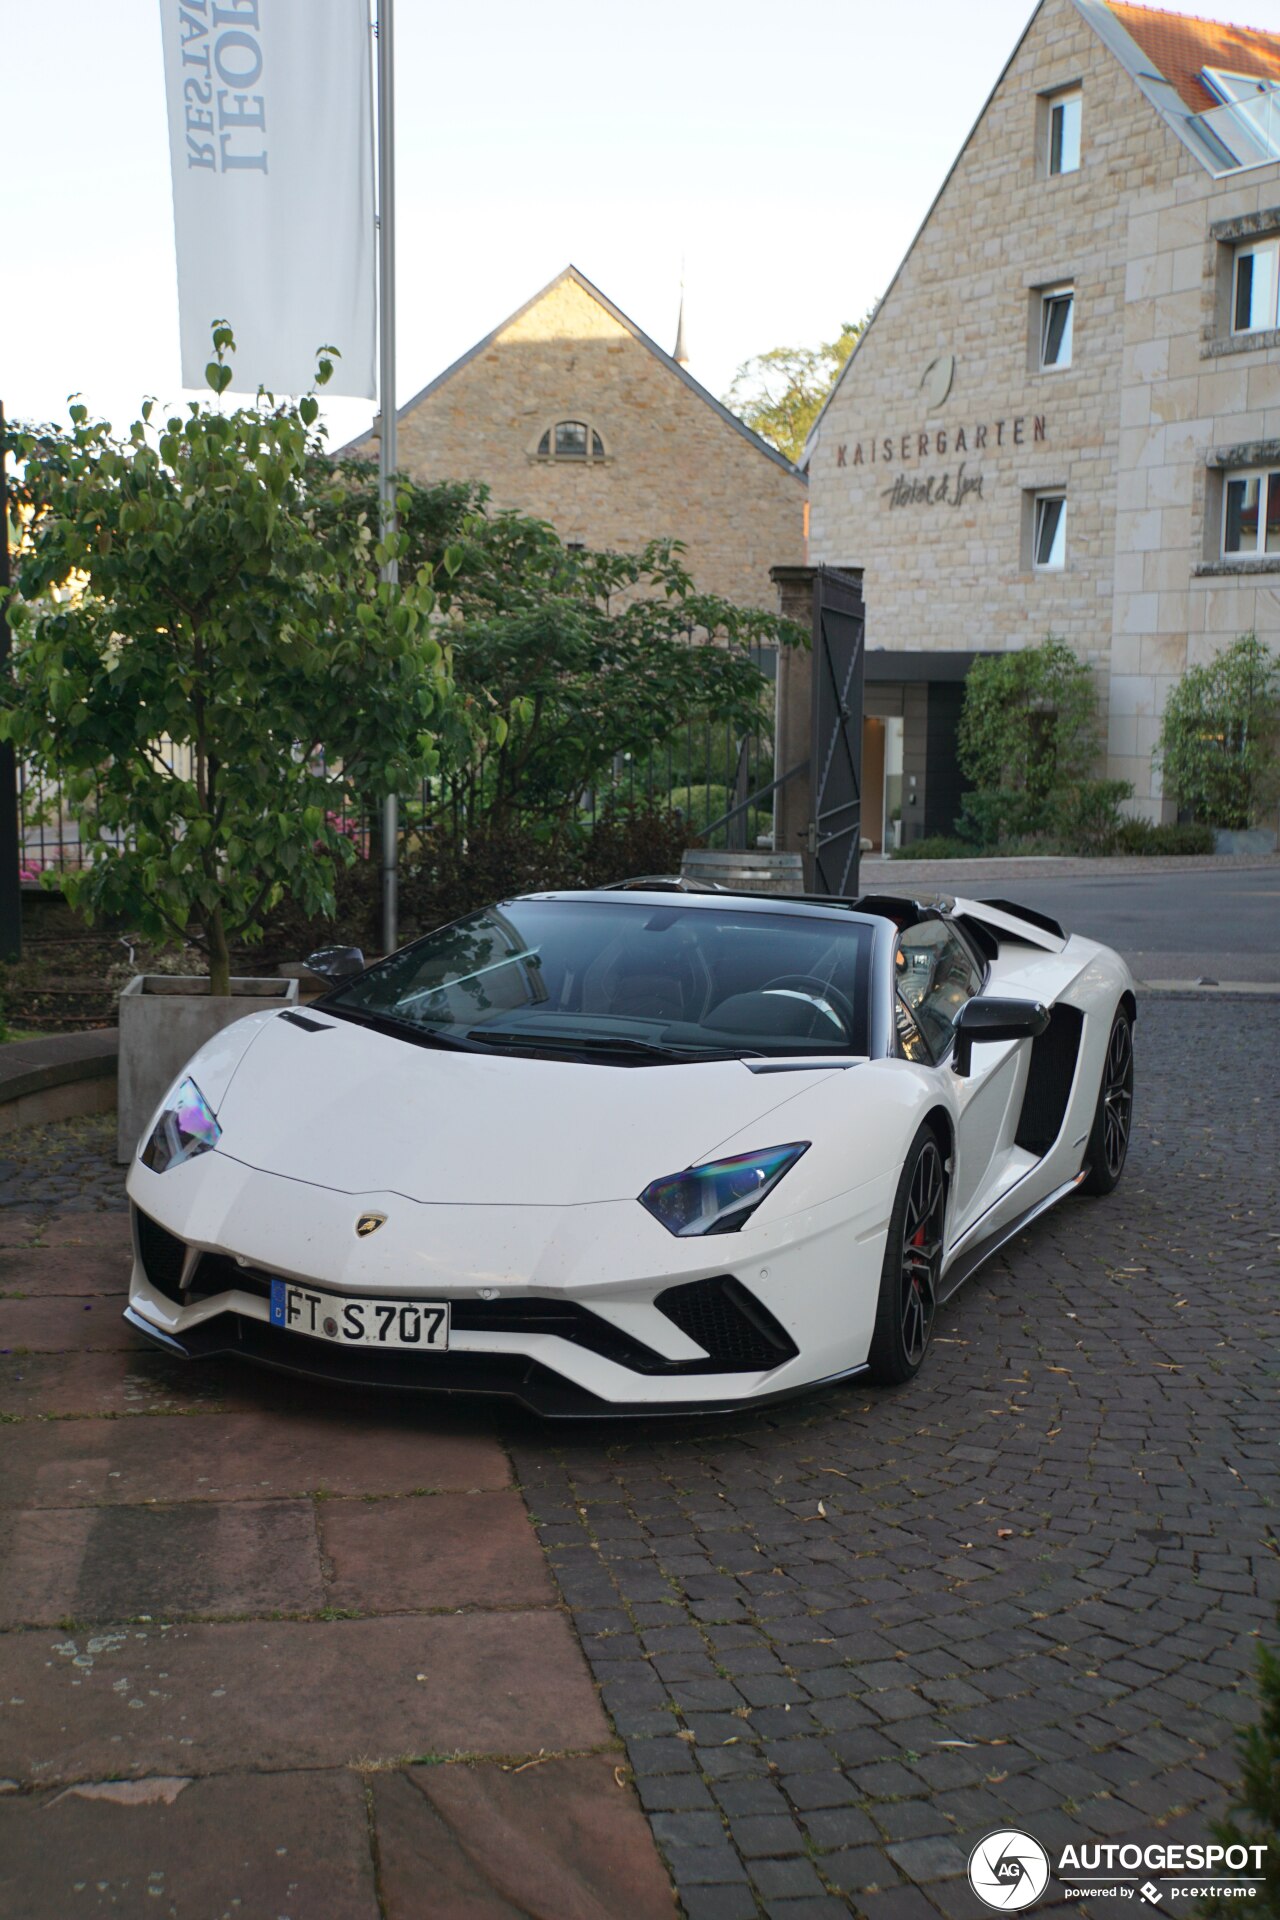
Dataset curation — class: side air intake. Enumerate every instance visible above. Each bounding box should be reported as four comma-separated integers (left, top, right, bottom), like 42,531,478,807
1015,1004,1083,1155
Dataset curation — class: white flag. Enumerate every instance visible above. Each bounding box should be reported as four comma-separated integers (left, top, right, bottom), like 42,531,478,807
160,0,375,399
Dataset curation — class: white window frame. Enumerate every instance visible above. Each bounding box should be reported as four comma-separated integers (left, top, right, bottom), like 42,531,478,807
1203,67,1273,106
1231,237,1280,334
1039,285,1075,369
1220,466,1280,559
1033,492,1067,571
1046,89,1082,176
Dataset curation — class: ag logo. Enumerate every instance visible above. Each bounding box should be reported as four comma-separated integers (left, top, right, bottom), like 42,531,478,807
968,1830,1051,1910
355,1212,387,1238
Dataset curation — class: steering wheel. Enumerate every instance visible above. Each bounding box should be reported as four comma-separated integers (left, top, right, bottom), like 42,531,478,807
761,975,856,1041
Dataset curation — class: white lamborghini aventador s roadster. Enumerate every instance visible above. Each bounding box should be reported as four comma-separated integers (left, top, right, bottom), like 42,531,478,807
124,883,1135,1415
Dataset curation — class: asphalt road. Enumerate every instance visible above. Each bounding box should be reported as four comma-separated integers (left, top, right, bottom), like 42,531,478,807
949,865,1279,984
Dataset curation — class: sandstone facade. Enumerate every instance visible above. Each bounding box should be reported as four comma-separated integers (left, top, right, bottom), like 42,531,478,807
358,268,806,614
807,0,1280,824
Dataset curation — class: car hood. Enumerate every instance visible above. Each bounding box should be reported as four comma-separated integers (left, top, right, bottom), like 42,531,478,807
210,1010,846,1206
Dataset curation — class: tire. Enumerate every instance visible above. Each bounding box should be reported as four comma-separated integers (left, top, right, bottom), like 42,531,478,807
867,1124,947,1386
1079,1006,1134,1196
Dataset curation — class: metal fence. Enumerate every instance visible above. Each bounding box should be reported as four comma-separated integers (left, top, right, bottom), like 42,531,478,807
17,690,777,880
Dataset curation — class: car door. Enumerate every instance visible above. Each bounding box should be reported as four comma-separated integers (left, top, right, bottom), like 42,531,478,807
894,917,1027,1240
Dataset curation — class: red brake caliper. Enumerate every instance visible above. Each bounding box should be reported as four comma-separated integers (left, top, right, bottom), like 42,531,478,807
909,1222,926,1291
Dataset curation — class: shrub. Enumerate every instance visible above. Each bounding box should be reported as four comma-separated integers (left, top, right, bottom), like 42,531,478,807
580,804,692,887
390,804,694,941
957,638,1131,851
1114,819,1215,856
1049,779,1135,854
1157,633,1280,830
667,784,769,850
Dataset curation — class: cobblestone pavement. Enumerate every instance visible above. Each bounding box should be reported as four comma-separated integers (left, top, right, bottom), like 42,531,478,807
511,996,1280,1918
0,1115,127,1222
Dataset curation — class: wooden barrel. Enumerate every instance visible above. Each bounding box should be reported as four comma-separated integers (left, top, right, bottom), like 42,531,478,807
680,849,805,896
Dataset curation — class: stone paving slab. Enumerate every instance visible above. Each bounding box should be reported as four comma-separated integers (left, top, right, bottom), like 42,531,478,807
321,1488,555,1612
0,1348,251,1417
0,1246,129,1294
0,1408,510,1507
0,1296,136,1349
0,1769,380,1920
37,1212,133,1252
0,1118,677,1918
0,1611,610,1783
0,1500,325,1627
374,1754,678,1919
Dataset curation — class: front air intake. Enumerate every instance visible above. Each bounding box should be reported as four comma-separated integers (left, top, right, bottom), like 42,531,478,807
656,1276,798,1372
134,1207,187,1304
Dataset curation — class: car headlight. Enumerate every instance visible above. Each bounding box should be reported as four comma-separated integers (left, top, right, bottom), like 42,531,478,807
639,1143,809,1237
140,1076,221,1173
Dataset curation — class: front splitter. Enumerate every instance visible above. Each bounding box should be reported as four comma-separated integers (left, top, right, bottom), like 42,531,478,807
122,1305,868,1421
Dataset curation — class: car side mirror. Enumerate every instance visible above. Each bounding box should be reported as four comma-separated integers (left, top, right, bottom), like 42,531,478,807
952,996,1050,1077
304,945,365,983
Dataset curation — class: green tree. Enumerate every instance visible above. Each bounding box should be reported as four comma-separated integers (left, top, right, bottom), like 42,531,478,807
1,330,461,994
723,316,872,463
1156,633,1280,830
957,637,1130,850
434,511,803,841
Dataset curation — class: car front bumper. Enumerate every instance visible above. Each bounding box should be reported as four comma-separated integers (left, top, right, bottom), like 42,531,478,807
123,1148,893,1415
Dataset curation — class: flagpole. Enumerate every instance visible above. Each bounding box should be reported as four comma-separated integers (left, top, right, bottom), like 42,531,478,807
376,0,398,956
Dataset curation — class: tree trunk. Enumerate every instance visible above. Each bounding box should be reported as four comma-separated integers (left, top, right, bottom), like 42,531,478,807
207,910,232,998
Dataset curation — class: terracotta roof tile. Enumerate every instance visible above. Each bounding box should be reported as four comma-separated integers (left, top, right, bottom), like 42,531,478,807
1107,1,1280,112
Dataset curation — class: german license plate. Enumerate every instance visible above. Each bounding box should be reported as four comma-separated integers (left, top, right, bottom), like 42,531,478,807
269,1279,449,1349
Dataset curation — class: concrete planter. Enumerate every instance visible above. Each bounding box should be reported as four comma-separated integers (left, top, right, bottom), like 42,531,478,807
117,975,298,1163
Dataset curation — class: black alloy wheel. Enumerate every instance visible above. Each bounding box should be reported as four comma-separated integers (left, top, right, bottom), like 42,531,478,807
1080,1008,1134,1196
867,1126,947,1385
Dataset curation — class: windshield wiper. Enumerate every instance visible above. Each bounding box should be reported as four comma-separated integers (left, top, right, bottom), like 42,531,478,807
467,1028,751,1063
323,1004,483,1051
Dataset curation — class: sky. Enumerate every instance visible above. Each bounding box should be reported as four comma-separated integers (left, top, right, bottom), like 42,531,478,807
6,0,1280,450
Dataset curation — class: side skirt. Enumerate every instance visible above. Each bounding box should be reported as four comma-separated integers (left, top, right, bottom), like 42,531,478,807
938,1170,1088,1304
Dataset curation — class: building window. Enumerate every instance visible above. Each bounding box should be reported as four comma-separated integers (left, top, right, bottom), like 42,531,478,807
537,420,606,461
1047,89,1081,175
1222,468,1280,557
1232,238,1280,333
1033,492,1067,570
1040,286,1074,368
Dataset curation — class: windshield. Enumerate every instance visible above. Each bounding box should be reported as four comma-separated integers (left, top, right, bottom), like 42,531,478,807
325,898,875,1061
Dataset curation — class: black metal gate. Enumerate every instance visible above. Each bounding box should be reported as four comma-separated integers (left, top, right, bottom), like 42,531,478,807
808,568,865,897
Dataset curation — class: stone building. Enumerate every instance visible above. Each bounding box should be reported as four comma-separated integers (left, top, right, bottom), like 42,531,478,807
357,265,807,614
806,0,1280,844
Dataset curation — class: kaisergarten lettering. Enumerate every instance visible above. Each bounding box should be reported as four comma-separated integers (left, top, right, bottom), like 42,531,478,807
835,416,1047,468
